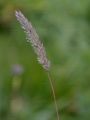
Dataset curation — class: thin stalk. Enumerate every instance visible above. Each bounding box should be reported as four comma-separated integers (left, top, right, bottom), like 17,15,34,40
47,71,60,120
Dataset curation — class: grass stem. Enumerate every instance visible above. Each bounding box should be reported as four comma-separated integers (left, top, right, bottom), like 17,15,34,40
47,71,60,120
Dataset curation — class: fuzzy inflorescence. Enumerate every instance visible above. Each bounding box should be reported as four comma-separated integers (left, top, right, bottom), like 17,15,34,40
15,11,50,71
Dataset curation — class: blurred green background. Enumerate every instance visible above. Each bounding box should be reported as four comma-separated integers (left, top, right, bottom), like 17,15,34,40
0,0,90,120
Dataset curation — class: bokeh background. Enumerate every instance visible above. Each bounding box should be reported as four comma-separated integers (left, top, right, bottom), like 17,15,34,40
0,0,90,120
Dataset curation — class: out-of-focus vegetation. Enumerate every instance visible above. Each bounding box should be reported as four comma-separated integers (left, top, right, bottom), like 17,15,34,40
0,0,90,120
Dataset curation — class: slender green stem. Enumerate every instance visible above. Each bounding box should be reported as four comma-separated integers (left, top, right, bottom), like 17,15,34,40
47,71,60,120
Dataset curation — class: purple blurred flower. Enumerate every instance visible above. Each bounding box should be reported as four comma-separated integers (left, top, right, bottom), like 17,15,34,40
11,64,24,76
